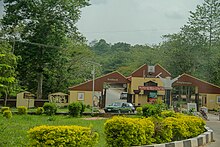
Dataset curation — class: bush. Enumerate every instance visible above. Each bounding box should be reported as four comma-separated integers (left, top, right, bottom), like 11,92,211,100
17,106,27,115
149,117,173,143
3,110,12,119
36,107,44,115
104,116,154,146
79,102,86,115
43,103,57,116
142,104,161,117
68,102,82,117
28,125,99,147
136,107,143,115
149,113,206,143
1,107,10,113
161,110,176,118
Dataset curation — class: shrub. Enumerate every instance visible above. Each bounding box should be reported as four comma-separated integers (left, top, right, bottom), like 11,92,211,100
28,125,99,147
104,116,154,146
17,106,27,115
136,107,143,115
142,103,163,117
79,102,86,115
149,117,173,143
36,107,44,115
43,103,57,116
149,114,206,143
86,104,91,109
3,110,12,119
1,107,10,113
68,102,82,117
180,115,205,138
161,110,176,118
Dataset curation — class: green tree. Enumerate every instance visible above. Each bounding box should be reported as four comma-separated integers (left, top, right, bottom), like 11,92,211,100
0,41,17,105
1,0,89,98
188,0,220,48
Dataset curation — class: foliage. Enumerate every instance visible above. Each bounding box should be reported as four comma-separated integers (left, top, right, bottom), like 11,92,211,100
1,0,90,99
142,101,166,117
35,107,44,115
68,102,82,117
43,103,57,116
161,110,177,118
136,107,143,115
149,113,206,143
28,125,99,147
3,110,12,119
0,41,17,104
104,116,154,146
79,102,86,116
0,115,105,147
1,107,10,113
17,106,27,115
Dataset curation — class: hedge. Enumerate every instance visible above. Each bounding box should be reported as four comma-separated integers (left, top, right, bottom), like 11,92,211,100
104,116,154,147
105,114,205,146
28,125,99,147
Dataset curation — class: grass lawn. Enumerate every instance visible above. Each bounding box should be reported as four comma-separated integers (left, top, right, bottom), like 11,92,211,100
0,114,107,147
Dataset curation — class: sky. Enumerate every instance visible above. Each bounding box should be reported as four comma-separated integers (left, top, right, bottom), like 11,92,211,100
0,0,204,45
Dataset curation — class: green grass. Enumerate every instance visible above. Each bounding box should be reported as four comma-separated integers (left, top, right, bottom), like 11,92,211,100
0,114,107,147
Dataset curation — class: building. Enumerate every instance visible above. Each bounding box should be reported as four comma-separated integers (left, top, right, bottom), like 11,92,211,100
68,64,220,110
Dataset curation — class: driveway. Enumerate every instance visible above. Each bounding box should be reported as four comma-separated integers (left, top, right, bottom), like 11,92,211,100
206,113,220,147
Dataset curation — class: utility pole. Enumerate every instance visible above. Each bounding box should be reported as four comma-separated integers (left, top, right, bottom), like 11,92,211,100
87,61,101,114
91,64,95,114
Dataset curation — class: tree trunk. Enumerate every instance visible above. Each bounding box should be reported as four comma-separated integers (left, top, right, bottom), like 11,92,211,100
37,72,43,99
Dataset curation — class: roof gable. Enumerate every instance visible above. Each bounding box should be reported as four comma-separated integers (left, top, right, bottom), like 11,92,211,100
173,74,220,94
69,71,130,91
131,64,171,78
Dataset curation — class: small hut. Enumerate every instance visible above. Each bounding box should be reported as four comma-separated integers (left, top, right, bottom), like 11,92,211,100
16,91,35,108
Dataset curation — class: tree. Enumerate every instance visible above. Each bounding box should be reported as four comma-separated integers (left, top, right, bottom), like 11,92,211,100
0,41,17,105
161,25,208,78
1,0,89,98
188,0,220,48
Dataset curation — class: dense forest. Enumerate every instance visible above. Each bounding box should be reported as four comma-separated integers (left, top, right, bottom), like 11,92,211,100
1,0,220,100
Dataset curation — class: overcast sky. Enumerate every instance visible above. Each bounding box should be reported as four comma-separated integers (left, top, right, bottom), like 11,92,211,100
77,0,204,45
0,0,204,45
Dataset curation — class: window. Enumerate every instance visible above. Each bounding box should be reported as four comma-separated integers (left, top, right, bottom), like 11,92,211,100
77,92,84,101
217,96,220,103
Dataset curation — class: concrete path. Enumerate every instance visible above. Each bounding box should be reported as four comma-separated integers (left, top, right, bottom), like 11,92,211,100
206,113,220,147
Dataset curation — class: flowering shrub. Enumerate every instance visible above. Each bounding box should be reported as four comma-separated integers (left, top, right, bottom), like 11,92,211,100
28,125,99,146
105,114,205,146
104,116,154,146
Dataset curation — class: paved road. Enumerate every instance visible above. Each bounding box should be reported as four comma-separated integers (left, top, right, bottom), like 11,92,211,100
206,113,220,147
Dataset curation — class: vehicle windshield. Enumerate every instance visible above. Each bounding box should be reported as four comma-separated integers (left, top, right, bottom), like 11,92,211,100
110,102,121,106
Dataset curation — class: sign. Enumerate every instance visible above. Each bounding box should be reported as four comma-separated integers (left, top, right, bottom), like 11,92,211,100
107,78,118,82
187,103,197,112
176,81,192,85
78,92,84,101
138,86,164,91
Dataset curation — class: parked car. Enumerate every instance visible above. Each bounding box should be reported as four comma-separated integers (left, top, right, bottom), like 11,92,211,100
104,102,135,113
